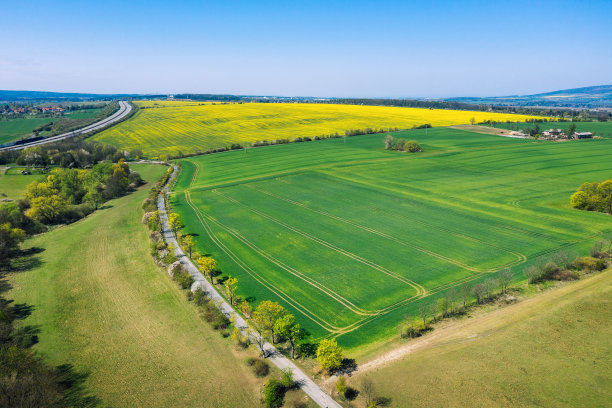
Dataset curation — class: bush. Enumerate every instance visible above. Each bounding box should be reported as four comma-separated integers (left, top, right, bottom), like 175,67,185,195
263,379,285,408
573,256,607,271
173,269,194,290
405,140,422,152
524,265,544,284
280,368,295,389
251,359,270,377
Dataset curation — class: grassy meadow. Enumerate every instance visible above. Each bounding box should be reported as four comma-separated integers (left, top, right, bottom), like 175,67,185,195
0,171,44,200
0,107,104,144
171,127,612,351
6,164,263,407
495,120,612,137
348,269,612,407
92,100,546,157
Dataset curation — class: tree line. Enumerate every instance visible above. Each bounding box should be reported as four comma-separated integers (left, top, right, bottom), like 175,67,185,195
384,135,422,152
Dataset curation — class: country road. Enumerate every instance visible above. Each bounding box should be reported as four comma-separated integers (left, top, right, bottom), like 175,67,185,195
0,100,132,151
158,165,341,408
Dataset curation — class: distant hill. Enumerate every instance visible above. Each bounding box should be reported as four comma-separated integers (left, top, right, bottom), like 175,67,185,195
446,85,612,108
0,90,165,102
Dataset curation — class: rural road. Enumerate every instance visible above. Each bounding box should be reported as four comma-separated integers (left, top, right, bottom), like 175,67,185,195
158,165,341,408
0,100,132,151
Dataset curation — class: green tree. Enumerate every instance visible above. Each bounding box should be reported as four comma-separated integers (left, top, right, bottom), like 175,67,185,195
224,276,238,305
168,213,182,235
570,191,589,209
316,338,343,371
26,195,68,224
273,314,306,359
0,223,25,265
253,300,286,343
197,256,217,283
183,235,195,257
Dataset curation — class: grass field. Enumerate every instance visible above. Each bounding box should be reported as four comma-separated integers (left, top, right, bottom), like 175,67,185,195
171,127,612,351
0,107,104,144
348,269,612,407
6,164,262,407
0,171,44,200
92,101,546,157
495,120,612,137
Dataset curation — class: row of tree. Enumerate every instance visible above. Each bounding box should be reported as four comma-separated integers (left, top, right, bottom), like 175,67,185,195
153,190,347,372
570,180,612,214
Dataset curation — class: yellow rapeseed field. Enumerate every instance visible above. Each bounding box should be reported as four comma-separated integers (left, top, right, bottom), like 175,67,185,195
93,101,546,157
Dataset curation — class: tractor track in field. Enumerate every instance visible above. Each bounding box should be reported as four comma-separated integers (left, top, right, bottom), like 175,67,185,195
200,213,375,316
185,191,341,332
211,189,426,296
247,184,527,273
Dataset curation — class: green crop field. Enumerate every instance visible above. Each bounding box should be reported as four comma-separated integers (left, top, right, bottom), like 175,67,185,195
172,127,612,351
7,164,262,407
92,100,546,157
495,120,612,137
0,117,55,144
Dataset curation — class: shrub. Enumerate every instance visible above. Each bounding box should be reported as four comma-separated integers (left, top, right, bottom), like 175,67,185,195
173,269,194,290
573,256,607,271
263,379,285,408
335,376,347,396
280,368,295,389
405,140,422,152
524,265,543,284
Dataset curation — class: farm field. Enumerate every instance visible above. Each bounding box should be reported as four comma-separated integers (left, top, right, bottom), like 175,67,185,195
6,163,262,407
348,268,612,407
92,100,546,157
494,120,612,137
0,116,55,144
0,107,104,144
172,127,612,351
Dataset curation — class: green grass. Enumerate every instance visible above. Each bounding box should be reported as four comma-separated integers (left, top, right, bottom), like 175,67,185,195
348,270,612,407
0,117,54,144
172,127,612,350
495,120,612,137
0,172,44,200
7,163,262,407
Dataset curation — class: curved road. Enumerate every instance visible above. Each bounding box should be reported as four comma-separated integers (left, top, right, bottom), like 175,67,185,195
158,165,341,408
0,100,132,151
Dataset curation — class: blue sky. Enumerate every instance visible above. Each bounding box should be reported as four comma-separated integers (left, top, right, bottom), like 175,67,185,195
1,0,611,97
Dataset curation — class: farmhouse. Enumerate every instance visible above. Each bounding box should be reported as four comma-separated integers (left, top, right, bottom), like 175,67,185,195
574,131,593,139
541,128,566,140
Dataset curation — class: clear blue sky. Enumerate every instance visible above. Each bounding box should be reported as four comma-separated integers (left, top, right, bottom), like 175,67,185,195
1,0,611,97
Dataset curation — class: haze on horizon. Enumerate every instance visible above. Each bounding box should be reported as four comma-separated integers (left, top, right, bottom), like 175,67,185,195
1,0,611,98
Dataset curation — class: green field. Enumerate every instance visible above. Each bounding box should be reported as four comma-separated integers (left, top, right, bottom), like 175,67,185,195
7,164,262,407
348,269,612,407
92,101,545,157
0,171,44,200
172,127,612,351
0,107,104,144
495,120,612,137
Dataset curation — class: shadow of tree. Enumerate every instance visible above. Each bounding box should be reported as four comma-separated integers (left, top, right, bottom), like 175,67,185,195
57,364,102,407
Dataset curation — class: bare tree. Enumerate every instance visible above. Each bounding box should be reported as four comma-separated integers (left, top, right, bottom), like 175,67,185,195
430,301,438,323
498,268,513,293
472,283,486,304
460,283,471,309
418,302,429,328
247,327,267,358
361,377,375,407
484,278,497,300
447,288,459,314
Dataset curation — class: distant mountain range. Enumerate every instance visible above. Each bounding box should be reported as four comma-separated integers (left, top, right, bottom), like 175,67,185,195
445,85,612,108
2,85,611,108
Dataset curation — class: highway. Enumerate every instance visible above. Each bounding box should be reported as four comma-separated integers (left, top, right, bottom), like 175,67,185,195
0,100,132,151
